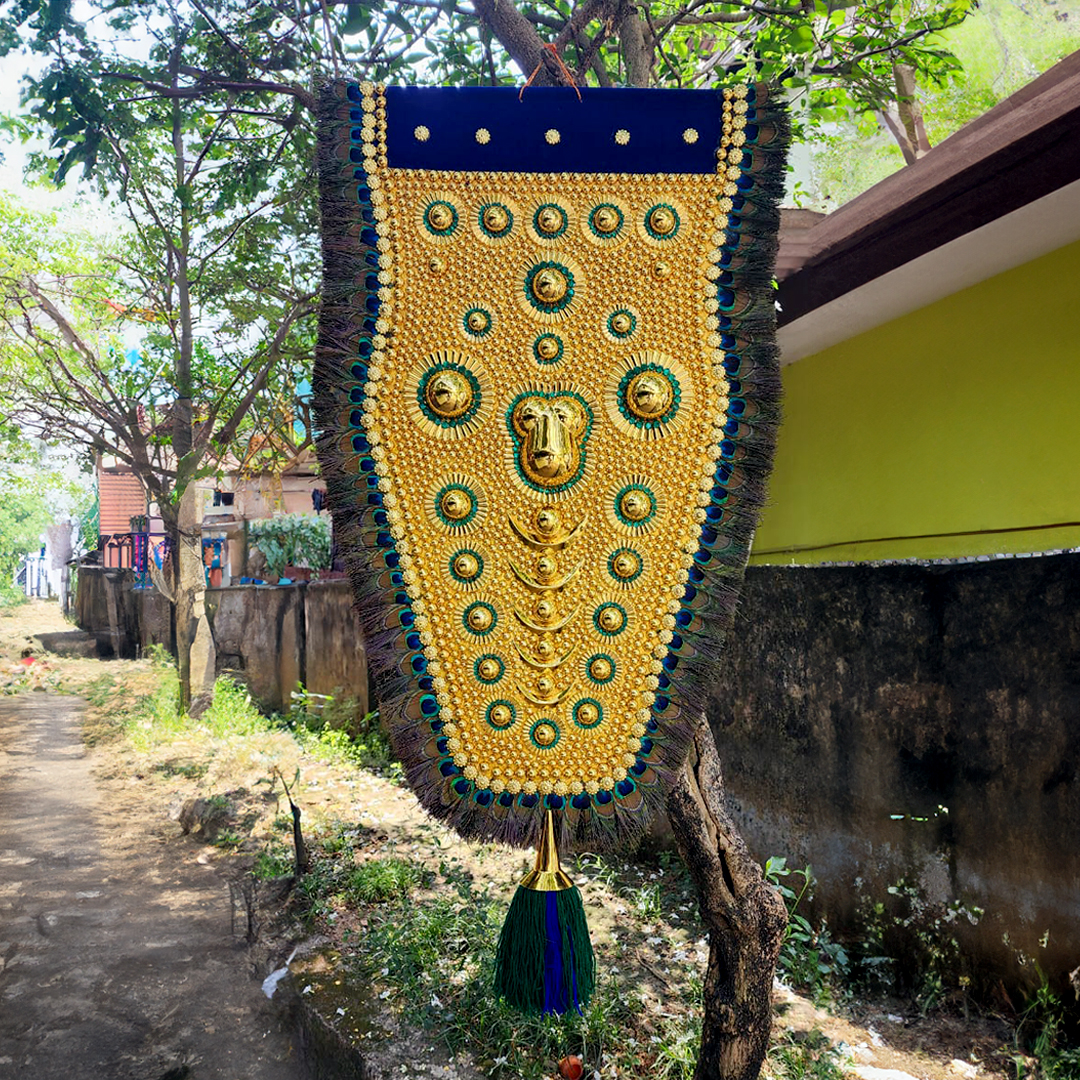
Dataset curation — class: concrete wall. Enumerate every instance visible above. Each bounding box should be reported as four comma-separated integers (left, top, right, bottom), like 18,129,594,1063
304,581,370,715
756,236,1080,563
712,552,1080,992
74,566,140,659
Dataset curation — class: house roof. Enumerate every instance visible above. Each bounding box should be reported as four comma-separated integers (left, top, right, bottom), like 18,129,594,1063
775,49,1080,359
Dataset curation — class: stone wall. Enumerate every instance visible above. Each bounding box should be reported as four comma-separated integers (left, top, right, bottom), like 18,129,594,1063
711,552,1080,992
202,582,368,716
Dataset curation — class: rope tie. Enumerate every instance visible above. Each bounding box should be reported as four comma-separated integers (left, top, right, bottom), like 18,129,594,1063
519,43,582,102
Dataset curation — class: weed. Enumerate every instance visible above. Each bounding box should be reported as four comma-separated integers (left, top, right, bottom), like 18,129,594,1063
765,858,850,1003
253,846,295,880
83,673,118,708
153,759,208,780
1014,966,1080,1078
289,686,403,781
345,857,426,903
213,830,243,850
766,1028,848,1079
142,642,173,667
201,677,272,738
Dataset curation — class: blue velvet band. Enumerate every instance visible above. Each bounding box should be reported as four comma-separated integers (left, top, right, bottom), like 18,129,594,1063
382,86,726,174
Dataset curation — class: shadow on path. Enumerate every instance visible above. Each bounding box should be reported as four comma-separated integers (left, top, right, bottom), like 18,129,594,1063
0,693,303,1080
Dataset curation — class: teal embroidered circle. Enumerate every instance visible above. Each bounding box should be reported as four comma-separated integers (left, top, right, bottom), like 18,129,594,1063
434,481,478,527
644,203,681,240
417,362,482,428
533,334,564,365
462,600,497,636
529,719,561,749
594,602,628,637
474,654,505,685
448,548,483,584
506,390,593,495
614,483,657,528
607,308,636,340
573,698,603,729
533,203,569,239
585,653,617,685
424,200,459,236
608,547,644,584
588,203,624,239
523,261,575,315
485,700,516,730
618,362,680,429
462,307,493,339
478,202,513,239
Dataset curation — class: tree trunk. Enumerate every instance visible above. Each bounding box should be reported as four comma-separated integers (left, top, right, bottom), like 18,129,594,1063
667,717,787,1080
171,484,216,713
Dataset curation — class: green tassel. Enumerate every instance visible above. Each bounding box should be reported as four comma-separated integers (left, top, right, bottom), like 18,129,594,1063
493,810,595,1014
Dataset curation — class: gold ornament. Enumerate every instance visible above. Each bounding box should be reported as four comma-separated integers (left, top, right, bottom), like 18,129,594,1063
533,723,557,746
591,206,620,235
482,204,510,233
425,369,474,419
529,266,569,306
619,490,651,522
647,207,677,236
625,371,674,420
536,334,561,360
426,203,454,231
441,488,473,520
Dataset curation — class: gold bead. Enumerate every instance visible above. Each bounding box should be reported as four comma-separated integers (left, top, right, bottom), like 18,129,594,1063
592,206,620,235
648,207,677,236
536,554,557,580
612,551,641,579
534,723,557,746
452,552,479,579
619,490,651,522
536,334,560,361
466,605,493,632
536,207,564,235
489,703,512,725
534,598,555,621
598,606,625,633
425,370,474,419
482,204,509,233
440,488,473,521
653,261,672,280
428,256,445,275
465,310,489,332
537,675,554,695
589,657,613,681
426,203,454,232
610,312,632,335
536,639,555,660
477,658,501,681
577,702,599,725
625,370,674,420
529,266,569,305
535,508,560,535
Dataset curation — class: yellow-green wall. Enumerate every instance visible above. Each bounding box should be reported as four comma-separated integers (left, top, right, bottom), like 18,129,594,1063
752,236,1080,564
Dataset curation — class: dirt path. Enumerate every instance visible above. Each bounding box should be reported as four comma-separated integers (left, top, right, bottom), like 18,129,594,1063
0,691,303,1080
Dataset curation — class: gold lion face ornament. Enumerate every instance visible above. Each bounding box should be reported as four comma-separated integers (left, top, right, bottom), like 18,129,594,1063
511,394,589,487
315,81,788,856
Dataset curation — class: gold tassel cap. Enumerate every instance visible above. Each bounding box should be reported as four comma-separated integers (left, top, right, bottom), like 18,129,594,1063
519,809,573,892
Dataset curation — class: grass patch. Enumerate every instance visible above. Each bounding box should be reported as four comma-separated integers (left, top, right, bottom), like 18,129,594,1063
329,872,702,1080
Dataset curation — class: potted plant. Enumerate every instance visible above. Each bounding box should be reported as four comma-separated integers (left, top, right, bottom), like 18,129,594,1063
247,513,331,583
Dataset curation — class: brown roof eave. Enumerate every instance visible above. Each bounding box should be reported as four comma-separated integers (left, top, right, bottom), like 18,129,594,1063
776,49,1080,327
